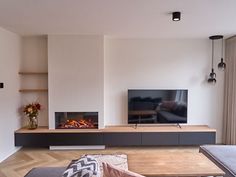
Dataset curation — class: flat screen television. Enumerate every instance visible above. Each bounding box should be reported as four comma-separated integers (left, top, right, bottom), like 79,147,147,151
128,89,188,124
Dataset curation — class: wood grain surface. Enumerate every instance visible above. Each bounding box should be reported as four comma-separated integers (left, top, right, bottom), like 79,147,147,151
15,125,216,133
0,146,224,177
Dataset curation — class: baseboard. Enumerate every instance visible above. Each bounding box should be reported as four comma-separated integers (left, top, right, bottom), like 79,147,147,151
0,146,21,163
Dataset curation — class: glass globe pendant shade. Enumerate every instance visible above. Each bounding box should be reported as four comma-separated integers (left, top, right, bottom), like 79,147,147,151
218,58,226,71
208,68,216,84
208,77,216,84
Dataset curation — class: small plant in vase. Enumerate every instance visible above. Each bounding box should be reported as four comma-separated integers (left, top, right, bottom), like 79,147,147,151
23,102,41,129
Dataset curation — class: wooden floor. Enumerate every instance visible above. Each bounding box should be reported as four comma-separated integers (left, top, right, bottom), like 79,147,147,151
0,146,199,177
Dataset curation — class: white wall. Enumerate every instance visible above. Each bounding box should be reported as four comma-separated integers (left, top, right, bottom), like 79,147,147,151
104,38,224,143
48,35,104,129
0,32,225,161
20,36,48,126
0,27,21,162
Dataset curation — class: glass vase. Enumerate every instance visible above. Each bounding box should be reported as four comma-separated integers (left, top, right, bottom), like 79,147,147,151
27,116,38,130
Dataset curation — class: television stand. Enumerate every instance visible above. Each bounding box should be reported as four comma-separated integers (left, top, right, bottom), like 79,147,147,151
15,125,216,147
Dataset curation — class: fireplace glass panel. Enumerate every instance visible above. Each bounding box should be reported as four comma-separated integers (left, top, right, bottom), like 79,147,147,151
55,112,98,129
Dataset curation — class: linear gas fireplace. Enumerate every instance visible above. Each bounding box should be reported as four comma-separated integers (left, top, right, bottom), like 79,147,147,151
55,112,98,129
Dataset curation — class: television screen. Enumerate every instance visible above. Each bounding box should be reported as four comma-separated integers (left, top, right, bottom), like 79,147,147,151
128,89,188,124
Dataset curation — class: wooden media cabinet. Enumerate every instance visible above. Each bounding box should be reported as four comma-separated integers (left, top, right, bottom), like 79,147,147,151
15,125,216,147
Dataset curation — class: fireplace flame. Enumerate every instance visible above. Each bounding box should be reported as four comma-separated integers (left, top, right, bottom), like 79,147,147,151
59,119,96,129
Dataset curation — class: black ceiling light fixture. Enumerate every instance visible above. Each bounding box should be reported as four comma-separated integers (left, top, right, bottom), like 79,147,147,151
218,36,226,71
172,12,181,21
208,35,223,84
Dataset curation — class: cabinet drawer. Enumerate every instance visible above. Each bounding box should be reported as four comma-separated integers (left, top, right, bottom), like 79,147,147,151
49,133,103,145
179,132,216,145
15,133,103,146
103,133,141,146
15,133,50,147
142,132,179,145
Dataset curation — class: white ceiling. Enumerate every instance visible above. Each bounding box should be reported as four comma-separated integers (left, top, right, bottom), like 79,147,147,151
0,0,235,38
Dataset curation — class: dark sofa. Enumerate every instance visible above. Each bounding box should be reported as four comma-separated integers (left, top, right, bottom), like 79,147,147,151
128,97,162,123
157,110,187,123
128,97,187,124
200,145,236,177
157,101,187,123
25,167,66,177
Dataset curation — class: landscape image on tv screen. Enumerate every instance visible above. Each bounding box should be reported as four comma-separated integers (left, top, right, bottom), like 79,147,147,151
128,89,188,124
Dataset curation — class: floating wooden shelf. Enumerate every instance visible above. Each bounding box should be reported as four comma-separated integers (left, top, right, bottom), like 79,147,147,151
15,125,216,133
19,89,48,92
19,72,48,75
19,71,48,93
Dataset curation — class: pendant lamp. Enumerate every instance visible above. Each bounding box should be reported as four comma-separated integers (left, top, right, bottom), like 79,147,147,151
208,36,222,84
218,37,226,70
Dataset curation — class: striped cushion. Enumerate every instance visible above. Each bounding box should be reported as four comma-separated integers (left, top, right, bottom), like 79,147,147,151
62,156,99,177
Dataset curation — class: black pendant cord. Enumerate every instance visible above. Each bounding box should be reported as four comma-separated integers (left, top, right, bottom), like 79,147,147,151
212,40,214,69
221,38,224,59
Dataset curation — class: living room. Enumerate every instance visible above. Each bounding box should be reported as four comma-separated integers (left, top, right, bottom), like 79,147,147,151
0,0,236,177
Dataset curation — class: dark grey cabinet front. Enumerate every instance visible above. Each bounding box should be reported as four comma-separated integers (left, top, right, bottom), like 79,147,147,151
179,132,216,145
15,131,216,147
15,133,50,147
103,133,142,146
141,132,179,145
48,133,104,146
15,133,104,147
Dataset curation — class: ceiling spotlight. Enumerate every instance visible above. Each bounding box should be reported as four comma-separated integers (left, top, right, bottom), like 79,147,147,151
172,12,181,21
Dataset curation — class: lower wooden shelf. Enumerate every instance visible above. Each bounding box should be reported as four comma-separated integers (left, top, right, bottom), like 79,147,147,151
15,125,216,147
